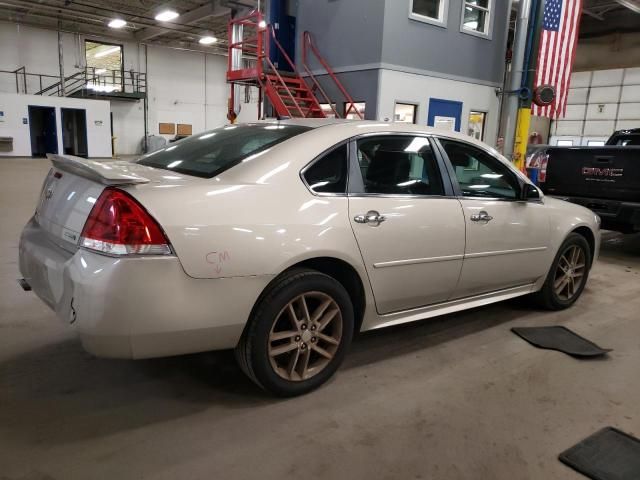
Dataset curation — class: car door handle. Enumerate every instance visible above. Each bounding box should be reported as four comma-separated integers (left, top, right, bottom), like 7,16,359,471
354,210,386,226
470,211,493,222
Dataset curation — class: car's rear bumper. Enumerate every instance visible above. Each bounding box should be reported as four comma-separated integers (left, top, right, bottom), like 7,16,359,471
554,195,640,233
19,217,272,359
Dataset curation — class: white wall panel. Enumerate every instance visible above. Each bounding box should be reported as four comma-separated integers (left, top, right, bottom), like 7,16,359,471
570,71,592,88
585,103,618,120
621,85,640,103
553,67,640,143
554,120,583,135
616,120,639,131
0,92,111,157
588,86,621,103
591,69,624,86
624,67,640,85
583,120,615,136
618,103,640,120
566,88,588,104
564,104,586,120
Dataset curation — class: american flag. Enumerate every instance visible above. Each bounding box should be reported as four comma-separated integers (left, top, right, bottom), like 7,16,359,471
532,0,583,118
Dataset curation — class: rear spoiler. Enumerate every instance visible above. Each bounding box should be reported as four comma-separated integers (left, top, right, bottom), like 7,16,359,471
47,154,150,185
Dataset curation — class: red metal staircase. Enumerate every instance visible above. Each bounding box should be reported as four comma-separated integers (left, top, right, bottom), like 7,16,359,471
227,10,363,120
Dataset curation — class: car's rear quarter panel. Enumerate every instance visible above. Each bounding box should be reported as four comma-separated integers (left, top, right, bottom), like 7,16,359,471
128,128,368,282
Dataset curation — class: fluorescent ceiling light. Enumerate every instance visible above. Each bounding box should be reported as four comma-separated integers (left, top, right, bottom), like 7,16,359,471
95,68,106,74
108,18,126,28
94,46,120,58
199,36,217,45
155,10,179,21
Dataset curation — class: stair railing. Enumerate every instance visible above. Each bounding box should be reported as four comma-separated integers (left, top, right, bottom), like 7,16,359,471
302,31,363,120
12,66,27,94
35,70,86,96
264,24,308,118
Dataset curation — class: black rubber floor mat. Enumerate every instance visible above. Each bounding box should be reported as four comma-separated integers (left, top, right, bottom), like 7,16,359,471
559,427,640,480
511,326,611,357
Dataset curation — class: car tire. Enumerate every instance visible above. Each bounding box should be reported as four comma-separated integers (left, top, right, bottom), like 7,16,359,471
533,233,592,310
236,268,354,396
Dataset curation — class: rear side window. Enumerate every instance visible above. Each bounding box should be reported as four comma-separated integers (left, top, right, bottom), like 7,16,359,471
303,144,348,194
354,136,444,196
137,124,311,178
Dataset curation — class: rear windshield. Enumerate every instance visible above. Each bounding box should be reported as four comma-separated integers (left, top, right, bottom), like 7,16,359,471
137,124,311,178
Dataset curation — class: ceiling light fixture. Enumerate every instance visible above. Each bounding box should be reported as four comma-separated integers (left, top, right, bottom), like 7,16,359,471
258,20,267,28
155,10,179,21
199,36,218,45
94,46,120,58
108,18,126,28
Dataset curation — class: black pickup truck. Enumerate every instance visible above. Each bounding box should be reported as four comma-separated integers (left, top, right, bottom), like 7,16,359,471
535,129,640,233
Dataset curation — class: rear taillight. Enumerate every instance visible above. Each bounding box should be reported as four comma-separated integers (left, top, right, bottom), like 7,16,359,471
80,187,172,256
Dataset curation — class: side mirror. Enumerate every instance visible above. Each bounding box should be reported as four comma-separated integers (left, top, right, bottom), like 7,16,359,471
522,183,541,201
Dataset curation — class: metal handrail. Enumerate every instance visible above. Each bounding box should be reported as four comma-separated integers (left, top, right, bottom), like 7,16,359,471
264,25,308,117
36,70,85,96
302,31,363,119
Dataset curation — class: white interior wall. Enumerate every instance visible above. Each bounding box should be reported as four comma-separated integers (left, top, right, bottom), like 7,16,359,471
0,21,259,156
0,92,111,157
376,69,501,146
551,67,640,146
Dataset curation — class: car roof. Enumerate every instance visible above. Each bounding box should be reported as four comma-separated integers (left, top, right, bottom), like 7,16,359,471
256,118,503,158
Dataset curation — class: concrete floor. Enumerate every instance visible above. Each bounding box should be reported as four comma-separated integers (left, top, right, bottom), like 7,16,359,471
1,157,639,480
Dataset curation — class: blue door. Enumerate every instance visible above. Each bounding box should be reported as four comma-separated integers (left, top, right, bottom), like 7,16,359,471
427,98,463,132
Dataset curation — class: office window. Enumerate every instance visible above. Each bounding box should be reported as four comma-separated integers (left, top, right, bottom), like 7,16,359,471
461,0,492,36
85,41,123,92
394,103,417,124
319,103,337,119
345,102,366,120
557,139,574,146
410,0,448,26
468,111,486,140
587,140,605,146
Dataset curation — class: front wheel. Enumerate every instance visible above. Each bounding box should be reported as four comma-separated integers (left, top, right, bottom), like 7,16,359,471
534,233,592,310
236,269,354,396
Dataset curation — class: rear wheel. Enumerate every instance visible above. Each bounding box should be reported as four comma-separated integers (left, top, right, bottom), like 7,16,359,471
534,233,591,310
236,269,354,396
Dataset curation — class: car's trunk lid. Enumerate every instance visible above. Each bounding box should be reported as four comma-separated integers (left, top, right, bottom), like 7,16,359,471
36,154,174,251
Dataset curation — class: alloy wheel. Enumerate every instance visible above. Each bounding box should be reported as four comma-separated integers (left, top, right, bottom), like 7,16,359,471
268,291,343,382
553,245,587,301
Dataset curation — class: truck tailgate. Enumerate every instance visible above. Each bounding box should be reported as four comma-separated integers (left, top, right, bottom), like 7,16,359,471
543,146,640,202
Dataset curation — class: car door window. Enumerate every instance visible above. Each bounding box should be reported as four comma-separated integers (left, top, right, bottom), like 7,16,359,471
440,139,520,199
354,136,444,195
303,144,348,194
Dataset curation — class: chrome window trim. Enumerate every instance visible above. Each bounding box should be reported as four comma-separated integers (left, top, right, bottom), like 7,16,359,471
299,139,351,198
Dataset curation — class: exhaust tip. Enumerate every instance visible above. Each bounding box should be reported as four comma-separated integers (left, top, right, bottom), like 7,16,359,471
18,278,32,291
